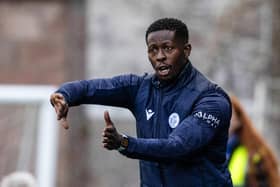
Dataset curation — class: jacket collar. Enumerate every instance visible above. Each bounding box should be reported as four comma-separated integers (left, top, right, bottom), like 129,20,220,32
151,61,194,91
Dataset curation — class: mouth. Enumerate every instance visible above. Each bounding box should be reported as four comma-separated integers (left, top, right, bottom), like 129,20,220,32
156,65,172,77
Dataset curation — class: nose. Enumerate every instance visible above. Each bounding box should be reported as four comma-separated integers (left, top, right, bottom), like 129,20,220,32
156,49,166,61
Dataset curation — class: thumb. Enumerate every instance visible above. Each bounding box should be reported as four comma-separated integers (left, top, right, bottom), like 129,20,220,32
104,110,114,127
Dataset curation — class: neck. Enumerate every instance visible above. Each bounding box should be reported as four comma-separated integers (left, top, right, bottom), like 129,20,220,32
157,61,190,87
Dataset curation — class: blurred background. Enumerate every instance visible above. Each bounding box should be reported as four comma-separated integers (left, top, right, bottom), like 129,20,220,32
0,0,279,186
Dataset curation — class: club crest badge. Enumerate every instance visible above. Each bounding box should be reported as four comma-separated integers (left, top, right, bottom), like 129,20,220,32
168,113,180,128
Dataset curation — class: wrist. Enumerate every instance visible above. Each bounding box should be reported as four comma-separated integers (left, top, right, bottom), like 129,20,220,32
117,134,129,152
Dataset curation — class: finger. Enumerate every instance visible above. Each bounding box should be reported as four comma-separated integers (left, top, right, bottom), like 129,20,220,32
54,97,67,108
104,111,114,127
51,93,66,108
61,103,68,119
50,95,56,106
55,93,65,100
54,104,59,115
60,118,69,130
103,143,114,150
50,93,64,106
56,102,68,120
103,131,115,139
55,103,65,120
53,104,63,120
102,137,113,144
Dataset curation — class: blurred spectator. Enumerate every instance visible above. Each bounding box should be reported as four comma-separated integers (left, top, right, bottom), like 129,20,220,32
227,95,280,187
0,171,36,187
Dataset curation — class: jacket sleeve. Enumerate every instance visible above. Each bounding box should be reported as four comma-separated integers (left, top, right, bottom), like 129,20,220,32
121,92,232,162
55,74,142,110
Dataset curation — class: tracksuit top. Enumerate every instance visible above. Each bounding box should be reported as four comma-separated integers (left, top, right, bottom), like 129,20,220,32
56,62,233,187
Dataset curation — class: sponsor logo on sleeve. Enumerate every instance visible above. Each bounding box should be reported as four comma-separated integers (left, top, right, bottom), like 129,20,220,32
194,111,220,128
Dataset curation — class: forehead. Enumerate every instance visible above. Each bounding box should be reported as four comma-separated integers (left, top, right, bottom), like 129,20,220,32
147,30,176,44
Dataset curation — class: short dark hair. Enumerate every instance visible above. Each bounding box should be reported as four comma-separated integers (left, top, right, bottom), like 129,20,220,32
145,18,189,43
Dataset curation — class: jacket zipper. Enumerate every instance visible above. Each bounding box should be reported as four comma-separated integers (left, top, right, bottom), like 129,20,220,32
156,85,165,187
154,86,162,138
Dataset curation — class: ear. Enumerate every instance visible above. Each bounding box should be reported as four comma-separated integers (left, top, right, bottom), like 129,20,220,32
184,43,192,58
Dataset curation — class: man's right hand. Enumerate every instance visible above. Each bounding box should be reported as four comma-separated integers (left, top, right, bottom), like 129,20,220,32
50,93,69,129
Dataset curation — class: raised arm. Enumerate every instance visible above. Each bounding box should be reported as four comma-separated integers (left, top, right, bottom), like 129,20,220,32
55,74,142,108
50,74,143,129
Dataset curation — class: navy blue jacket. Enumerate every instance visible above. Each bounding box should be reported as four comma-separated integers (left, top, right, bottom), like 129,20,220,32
56,63,233,187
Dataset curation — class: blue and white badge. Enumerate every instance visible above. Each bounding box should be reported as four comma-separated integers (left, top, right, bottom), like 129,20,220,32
168,113,180,128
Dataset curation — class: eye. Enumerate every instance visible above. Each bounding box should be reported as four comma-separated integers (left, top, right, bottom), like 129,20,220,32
148,46,158,54
163,46,173,52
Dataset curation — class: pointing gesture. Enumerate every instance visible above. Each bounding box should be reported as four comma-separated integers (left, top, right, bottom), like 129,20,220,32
102,111,122,150
50,93,69,129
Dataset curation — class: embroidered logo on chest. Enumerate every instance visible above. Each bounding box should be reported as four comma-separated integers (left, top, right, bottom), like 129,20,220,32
145,109,155,120
168,113,180,128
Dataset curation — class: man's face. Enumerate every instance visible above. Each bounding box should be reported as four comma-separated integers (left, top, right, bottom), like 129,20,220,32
147,30,191,82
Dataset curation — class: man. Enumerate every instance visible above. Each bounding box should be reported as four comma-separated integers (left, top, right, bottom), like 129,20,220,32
50,18,233,187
